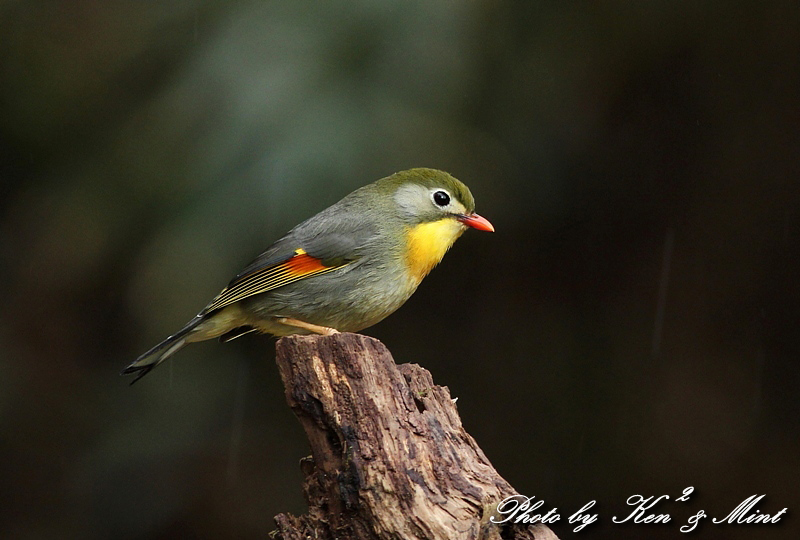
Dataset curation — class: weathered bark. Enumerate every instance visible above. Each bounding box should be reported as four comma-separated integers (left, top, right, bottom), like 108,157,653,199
270,333,559,540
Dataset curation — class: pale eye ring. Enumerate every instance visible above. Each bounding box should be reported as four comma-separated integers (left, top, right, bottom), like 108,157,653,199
433,190,450,207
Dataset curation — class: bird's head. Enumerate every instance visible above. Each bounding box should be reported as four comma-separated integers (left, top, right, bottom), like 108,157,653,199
375,168,494,232
370,168,494,283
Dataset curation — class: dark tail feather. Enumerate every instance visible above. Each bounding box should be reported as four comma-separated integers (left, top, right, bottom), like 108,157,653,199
122,316,204,384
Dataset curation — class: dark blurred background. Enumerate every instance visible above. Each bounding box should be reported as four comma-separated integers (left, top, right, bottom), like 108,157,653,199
1,1,798,538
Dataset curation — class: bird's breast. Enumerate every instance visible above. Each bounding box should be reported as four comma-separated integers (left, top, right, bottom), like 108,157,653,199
403,218,466,284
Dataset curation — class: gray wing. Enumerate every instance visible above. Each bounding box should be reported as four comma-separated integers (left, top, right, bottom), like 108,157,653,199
203,204,378,313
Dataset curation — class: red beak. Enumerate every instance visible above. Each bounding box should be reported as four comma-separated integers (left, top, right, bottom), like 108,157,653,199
457,213,495,232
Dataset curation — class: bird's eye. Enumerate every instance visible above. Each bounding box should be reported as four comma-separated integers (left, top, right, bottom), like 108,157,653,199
433,190,450,207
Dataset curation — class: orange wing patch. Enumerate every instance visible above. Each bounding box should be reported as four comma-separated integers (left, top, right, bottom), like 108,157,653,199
205,249,342,313
283,250,329,275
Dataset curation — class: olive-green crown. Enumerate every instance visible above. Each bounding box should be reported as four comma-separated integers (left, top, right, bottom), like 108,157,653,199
374,168,476,213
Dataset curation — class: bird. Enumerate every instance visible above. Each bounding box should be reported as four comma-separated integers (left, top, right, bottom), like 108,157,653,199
123,168,494,383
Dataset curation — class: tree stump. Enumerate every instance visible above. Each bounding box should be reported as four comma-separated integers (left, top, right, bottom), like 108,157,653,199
270,333,559,540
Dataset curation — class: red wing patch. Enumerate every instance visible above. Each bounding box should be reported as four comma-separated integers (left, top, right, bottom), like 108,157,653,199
205,249,343,312
283,252,329,276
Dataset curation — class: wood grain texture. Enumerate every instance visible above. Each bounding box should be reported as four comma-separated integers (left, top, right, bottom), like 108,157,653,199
271,333,559,540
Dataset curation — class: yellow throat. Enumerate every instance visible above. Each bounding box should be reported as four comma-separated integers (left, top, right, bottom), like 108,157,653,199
404,218,466,284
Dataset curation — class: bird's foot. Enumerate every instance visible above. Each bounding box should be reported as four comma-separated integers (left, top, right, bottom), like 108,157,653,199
277,317,340,336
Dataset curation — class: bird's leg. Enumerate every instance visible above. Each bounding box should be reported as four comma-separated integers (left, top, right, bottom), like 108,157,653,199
276,317,340,336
